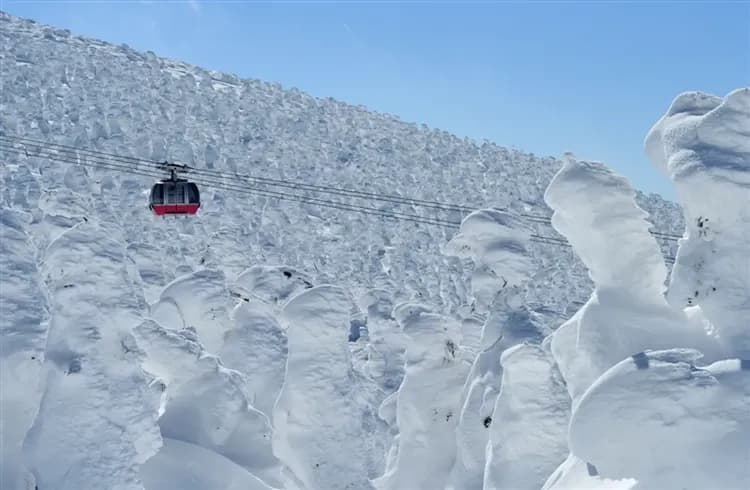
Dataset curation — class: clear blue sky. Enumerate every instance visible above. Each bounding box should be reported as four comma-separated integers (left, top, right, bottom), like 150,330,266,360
4,1,749,200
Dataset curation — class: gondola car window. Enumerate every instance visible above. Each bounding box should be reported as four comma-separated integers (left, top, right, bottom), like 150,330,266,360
151,183,164,204
166,183,183,204
187,183,199,204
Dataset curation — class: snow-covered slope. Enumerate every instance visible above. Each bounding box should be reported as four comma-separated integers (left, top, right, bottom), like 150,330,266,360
1,10,747,490
0,12,683,327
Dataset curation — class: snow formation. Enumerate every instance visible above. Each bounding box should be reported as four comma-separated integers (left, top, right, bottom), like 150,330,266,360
645,88,750,359
1,11,748,490
544,89,749,490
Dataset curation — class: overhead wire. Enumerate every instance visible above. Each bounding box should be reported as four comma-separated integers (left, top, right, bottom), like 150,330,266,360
2,134,613,229
2,148,639,259
0,136,558,233
0,143,602,252
1,137,471,227
0,134,686,241
0,142,462,229
1,134,476,213
0,134,680,261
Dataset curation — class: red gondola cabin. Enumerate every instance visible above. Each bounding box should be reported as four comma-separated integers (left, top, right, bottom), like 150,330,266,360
149,178,200,215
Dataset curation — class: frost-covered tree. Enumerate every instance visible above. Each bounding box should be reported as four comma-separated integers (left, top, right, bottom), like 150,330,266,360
544,88,750,490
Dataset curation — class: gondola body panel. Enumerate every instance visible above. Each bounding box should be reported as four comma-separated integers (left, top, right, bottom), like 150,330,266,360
149,180,200,216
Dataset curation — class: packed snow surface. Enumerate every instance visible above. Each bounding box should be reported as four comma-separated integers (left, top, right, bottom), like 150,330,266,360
1,11,748,490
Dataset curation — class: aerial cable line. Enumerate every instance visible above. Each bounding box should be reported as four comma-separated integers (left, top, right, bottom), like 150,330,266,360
1,134,165,169
0,142,601,236
0,143,464,228
0,134,572,226
186,174,463,228
0,143,612,246
2,134,686,240
0,138,683,255
0,142,462,228
0,135,684,247
1,134,477,213
0,142,677,263
0,135,684,239
0,142,164,180
0,137,450,224
0,135,534,227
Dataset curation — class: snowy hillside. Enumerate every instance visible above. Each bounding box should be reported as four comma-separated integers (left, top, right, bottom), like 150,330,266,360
2,11,748,490
0,12,684,325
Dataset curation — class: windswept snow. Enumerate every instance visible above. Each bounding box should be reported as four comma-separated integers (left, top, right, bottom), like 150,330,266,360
484,342,569,490
152,269,233,354
135,317,282,487
542,455,637,490
569,350,750,490
23,221,161,490
445,209,541,490
545,154,717,402
444,209,534,311
273,285,378,490
233,265,315,307
646,88,750,358
373,304,468,490
358,288,405,394
545,153,670,296
221,300,288,416
0,210,48,490
545,88,749,490
141,438,274,490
